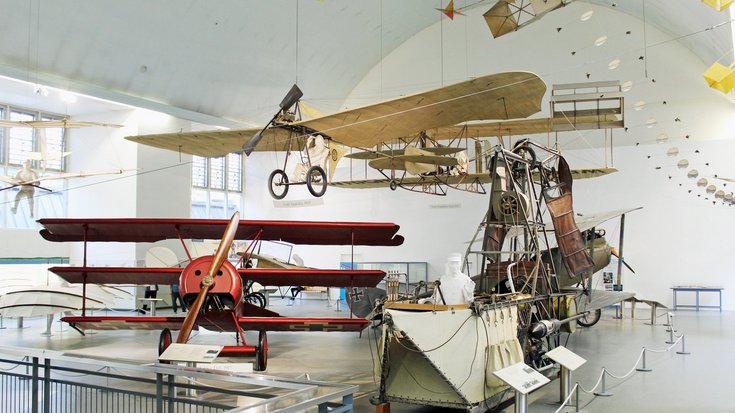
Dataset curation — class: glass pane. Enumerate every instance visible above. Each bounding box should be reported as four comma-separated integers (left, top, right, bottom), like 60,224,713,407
8,110,35,166
40,116,65,171
226,192,241,217
227,153,242,192
191,188,208,218
209,191,225,218
210,157,225,190
0,107,4,164
192,156,208,188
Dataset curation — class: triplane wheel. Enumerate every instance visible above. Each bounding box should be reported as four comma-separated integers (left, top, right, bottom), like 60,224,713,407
255,330,268,371
306,165,327,197
389,179,398,191
158,328,172,363
577,308,602,327
268,169,289,199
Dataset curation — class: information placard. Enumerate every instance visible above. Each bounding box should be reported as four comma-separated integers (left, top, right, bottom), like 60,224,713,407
493,362,550,394
546,346,586,371
159,343,223,363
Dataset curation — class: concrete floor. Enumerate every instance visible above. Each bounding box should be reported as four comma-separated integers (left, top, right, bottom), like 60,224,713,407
1,298,732,413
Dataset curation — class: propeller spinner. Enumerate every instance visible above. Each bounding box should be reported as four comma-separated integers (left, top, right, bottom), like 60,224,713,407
177,211,240,344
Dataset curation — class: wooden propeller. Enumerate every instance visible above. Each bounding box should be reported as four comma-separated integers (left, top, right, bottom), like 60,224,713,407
177,211,240,344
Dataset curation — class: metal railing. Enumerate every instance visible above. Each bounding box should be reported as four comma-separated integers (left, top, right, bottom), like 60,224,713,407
0,346,356,413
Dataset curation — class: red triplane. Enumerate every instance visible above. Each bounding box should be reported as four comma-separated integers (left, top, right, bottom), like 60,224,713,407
39,212,403,370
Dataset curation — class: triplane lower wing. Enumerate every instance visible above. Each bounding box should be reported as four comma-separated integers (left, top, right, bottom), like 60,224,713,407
39,215,404,371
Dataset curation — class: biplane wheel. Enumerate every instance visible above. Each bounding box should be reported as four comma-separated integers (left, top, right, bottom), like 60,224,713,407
158,328,172,363
389,180,398,191
577,309,602,327
306,166,327,197
254,331,268,371
268,169,289,199
244,292,266,308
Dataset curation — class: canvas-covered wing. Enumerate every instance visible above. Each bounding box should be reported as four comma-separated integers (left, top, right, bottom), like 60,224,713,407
573,207,642,232
49,267,182,285
345,147,464,160
427,113,620,140
16,169,129,186
50,267,385,288
573,290,636,313
61,315,369,333
0,119,123,128
125,72,545,158
243,268,385,288
38,218,404,246
368,154,459,171
300,72,545,148
330,173,493,189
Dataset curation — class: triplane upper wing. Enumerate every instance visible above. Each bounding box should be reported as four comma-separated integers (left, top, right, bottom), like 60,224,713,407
39,215,404,371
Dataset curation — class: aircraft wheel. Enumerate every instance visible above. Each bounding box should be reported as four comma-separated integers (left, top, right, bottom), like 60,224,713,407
389,180,398,191
577,309,602,327
255,331,268,371
244,292,266,308
268,169,289,200
158,328,172,363
306,166,327,197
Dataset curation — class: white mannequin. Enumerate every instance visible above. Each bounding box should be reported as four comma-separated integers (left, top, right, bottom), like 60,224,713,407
434,253,475,305
292,134,329,182
11,160,39,218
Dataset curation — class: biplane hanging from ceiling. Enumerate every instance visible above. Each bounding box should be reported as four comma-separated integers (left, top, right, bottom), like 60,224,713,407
126,73,622,198
38,212,404,371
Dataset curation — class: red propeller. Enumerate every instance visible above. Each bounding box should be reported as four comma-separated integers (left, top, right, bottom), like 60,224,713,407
177,211,240,344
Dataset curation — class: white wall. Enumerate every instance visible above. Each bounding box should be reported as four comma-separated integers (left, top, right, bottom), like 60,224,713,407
244,3,735,309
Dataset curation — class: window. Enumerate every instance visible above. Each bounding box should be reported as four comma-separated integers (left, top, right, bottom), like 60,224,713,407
0,104,68,228
191,152,244,218
8,110,35,166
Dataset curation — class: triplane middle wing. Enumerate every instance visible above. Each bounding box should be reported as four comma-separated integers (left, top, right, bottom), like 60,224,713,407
39,215,404,371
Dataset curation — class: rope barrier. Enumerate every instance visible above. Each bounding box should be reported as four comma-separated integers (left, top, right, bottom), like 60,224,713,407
556,312,691,411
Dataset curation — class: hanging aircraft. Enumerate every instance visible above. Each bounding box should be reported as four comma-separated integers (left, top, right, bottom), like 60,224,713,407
0,160,133,218
126,72,623,198
483,0,573,38
38,212,404,371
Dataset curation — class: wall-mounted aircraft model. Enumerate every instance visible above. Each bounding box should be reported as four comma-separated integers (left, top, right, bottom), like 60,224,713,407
38,213,404,371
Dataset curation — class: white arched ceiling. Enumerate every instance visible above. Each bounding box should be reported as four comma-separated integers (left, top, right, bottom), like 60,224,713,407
0,1,731,129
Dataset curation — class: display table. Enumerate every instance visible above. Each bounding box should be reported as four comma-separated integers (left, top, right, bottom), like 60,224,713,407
137,298,163,315
671,286,723,311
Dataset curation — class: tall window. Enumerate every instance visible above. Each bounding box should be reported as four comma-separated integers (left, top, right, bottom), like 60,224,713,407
191,153,243,218
0,104,67,228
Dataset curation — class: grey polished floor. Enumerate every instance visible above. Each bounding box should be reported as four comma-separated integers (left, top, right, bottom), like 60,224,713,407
0,298,731,413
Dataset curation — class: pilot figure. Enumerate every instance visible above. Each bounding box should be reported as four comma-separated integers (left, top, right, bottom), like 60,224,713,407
433,253,475,305
292,134,329,182
11,160,39,218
